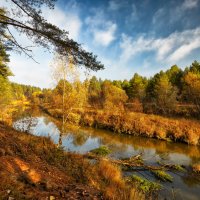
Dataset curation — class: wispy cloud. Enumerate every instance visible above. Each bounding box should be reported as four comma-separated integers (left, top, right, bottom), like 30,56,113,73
152,8,165,25
182,0,199,10
108,0,121,10
120,27,200,64
85,11,117,47
130,3,138,21
153,0,199,26
93,23,117,46
168,38,200,63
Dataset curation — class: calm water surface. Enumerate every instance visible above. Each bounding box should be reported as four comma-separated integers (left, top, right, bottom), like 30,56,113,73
12,107,200,200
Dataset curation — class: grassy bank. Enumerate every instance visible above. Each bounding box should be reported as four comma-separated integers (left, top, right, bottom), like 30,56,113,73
43,104,200,145
81,110,200,145
43,104,200,146
0,122,148,200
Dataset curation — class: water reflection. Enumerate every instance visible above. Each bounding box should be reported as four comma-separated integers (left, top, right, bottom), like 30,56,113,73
12,107,200,200
72,132,89,146
13,117,38,133
58,132,63,147
13,108,200,164
182,173,200,187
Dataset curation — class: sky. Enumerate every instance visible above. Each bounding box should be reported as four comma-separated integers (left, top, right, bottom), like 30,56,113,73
1,0,200,88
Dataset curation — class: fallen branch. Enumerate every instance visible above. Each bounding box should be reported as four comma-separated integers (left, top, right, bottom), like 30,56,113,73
84,153,168,171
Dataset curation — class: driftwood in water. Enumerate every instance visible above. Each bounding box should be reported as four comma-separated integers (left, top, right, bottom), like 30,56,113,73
84,153,175,172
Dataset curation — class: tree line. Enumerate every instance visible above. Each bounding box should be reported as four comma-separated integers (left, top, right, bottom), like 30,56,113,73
39,60,200,120
1,35,200,120
63,61,196,118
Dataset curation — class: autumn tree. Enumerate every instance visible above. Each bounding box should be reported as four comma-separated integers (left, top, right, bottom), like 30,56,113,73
88,76,102,108
121,79,130,96
102,81,128,113
189,60,200,73
112,80,122,88
182,71,200,113
51,54,88,124
42,88,53,104
153,73,177,114
128,73,147,101
166,65,183,87
0,75,12,106
11,83,25,101
144,72,177,115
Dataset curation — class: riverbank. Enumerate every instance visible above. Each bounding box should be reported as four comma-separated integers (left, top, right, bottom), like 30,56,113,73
43,105,200,146
82,110,200,145
4,106,200,200
0,122,134,200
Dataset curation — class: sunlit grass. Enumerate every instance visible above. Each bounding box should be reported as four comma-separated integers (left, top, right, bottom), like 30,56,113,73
129,174,162,193
90,146,111,156
151,170,173,182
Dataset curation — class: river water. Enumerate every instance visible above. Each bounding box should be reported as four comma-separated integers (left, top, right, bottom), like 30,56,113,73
12,107,200,200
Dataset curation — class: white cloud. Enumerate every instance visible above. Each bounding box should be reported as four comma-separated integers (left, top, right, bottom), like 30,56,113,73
168,38,200,63
93,23,117,46
43,6,82,40
182,0,199,10
120,27,200,64
85,11,117,47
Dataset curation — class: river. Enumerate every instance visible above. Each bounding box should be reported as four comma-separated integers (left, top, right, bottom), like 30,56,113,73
12,107,200,200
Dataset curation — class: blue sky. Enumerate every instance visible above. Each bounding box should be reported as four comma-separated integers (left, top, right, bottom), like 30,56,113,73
1,0,200,88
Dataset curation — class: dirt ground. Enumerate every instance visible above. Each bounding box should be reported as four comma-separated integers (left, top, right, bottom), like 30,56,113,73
0,122,103,200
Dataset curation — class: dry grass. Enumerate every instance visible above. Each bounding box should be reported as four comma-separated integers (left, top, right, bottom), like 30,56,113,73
0,123,101,199
98,159,124,186
0,122,146,199
81,110,200,145
46,105,200,145
94,158,130,200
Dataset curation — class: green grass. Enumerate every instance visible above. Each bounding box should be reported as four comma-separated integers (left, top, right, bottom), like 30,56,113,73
129,174,162,193
90,146,111,156
151,170,173,182
172,164,186,172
